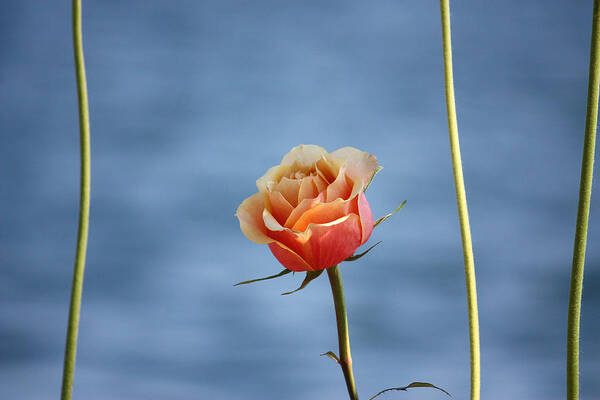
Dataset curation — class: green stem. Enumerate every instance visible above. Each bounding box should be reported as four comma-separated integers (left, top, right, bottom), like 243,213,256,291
60,0,91,399
567,1,600,399
439,2,481,400
327,265,359,400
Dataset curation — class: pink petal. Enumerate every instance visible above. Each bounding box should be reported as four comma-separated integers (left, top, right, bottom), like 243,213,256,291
304,214,363,269
268,242,314,272
266,214,362,271
357,192,374,244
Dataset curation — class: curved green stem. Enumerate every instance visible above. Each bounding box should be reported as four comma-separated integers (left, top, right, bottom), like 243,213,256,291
439,2,481,400
60,0,91,399
327,265,359,400
567,1,600,399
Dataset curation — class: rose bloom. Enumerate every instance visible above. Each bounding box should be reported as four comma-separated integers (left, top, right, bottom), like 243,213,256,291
236,145,378,272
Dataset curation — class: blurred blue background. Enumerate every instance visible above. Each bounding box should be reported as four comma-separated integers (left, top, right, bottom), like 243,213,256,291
1,1,599,399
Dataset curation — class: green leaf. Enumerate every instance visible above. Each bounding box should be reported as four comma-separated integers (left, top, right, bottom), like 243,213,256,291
373,200,407,228
368,381,451,400
344,241,382,262
234,269,291,286
320,351,340,364
364,166,383,192
282,270,324,295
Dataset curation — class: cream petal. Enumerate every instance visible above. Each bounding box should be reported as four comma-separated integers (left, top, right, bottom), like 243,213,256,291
235,192,272,244
266,190,294,225
256,164,293,193
263,208,286,231
312,175,328,193
347,175,365,201
330,147,378,185
315,156,339,184
326,169,353,202
280,144,328,167
274,177,301,207
298,176,318,203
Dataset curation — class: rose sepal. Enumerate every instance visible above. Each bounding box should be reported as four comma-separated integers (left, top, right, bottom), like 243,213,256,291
373,200,406,228
234,269,291,286
281,269,324,295
344,241,382,262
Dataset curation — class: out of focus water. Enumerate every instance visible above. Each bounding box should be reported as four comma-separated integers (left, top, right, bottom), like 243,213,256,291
1,1,599,399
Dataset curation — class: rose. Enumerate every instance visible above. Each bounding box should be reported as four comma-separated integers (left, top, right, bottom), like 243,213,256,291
236,144,378,272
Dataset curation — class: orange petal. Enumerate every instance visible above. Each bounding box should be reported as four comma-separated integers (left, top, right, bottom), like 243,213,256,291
291,197,357,232
263,209,315,268
304,214,362,269
264,212,314,266
284,193,324,229
266,190,294,226
236,192,271,244
330,147,378,185
298,176,318,203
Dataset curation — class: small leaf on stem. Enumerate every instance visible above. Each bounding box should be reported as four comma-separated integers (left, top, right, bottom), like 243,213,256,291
234,269,291,286
374,200,407,228
344,241,382,262
320,351,341,364
369,381,451,400
282,270,324,295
